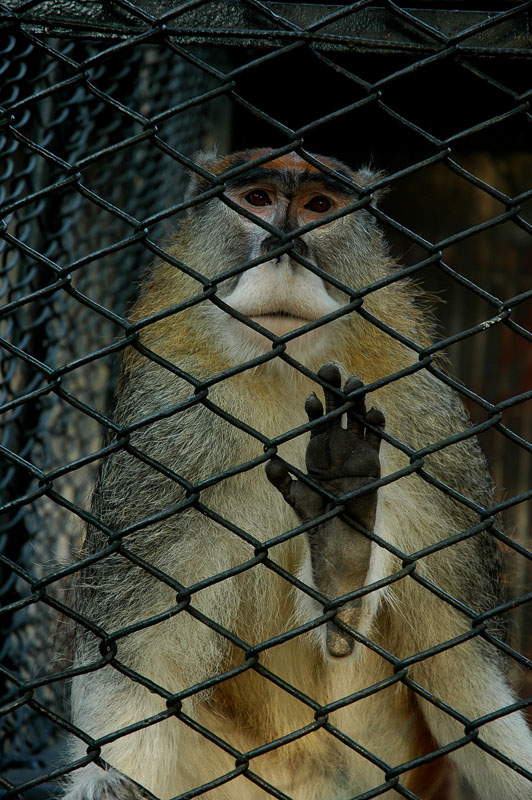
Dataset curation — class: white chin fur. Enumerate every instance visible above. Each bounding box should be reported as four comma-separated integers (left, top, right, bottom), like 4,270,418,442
216,258,343,361
250,314,313,337
232,314,327,360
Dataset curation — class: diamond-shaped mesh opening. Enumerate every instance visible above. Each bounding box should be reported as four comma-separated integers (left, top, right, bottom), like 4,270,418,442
1,2,531,799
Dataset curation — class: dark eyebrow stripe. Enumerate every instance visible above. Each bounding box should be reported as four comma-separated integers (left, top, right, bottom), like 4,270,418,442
299,172,358,196
224,168,359,198
224,168,283,188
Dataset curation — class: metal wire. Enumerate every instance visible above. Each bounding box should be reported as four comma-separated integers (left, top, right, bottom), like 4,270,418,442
0,2,531,799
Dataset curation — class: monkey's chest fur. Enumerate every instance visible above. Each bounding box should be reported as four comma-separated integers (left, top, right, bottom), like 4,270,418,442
78,366,459,799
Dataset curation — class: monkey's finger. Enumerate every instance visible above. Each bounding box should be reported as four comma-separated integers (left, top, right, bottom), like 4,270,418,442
305,393,326,438
365,407,385,453
265,459,295,503
344,376,366,436
317,363,343,420
305,392,323,420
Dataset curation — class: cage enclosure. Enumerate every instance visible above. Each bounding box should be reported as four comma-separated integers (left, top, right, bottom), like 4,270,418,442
0,2,531,800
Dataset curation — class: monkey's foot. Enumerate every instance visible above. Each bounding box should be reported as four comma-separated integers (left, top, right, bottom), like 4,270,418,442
61,767,148,800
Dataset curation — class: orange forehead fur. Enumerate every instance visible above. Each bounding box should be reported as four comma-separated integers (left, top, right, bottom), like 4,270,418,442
205,148,354,179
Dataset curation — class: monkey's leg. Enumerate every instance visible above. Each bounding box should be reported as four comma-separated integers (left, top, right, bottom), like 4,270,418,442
62,667,168,800
267,362,384,658
62,557,272,800
413,620,532,799
62,662,274,800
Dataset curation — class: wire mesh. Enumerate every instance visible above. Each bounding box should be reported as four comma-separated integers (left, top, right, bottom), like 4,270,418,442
0,2,531,799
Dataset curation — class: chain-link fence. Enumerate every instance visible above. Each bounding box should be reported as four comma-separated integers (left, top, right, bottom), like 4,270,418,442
0,2,531,799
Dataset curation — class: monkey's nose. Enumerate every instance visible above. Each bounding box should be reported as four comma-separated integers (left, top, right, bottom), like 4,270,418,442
260,235,308,261
290,237,308,259
260,235,283,259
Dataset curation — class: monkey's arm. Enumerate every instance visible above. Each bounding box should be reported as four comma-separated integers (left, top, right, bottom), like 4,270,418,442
266,363,384,657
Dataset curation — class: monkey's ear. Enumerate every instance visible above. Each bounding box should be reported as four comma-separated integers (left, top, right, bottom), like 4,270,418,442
352,167,388,205
186,148,223,199
193,148,221,172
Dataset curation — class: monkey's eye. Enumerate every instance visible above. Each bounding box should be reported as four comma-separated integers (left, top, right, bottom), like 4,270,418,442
305,195,331,213
246,190,272,207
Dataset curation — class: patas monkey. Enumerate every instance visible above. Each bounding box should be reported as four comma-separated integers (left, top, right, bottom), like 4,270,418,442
64,149,532,800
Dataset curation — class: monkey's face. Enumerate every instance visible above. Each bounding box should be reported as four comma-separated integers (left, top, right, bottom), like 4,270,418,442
200,151,375,364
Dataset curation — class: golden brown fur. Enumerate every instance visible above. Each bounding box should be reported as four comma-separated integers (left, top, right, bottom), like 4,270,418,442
63,150,532,800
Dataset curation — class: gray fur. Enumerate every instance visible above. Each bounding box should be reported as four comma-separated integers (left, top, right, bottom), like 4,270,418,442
64,151,532,800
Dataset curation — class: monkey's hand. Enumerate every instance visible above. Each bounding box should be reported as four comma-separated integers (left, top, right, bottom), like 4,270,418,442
266,363,384,658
